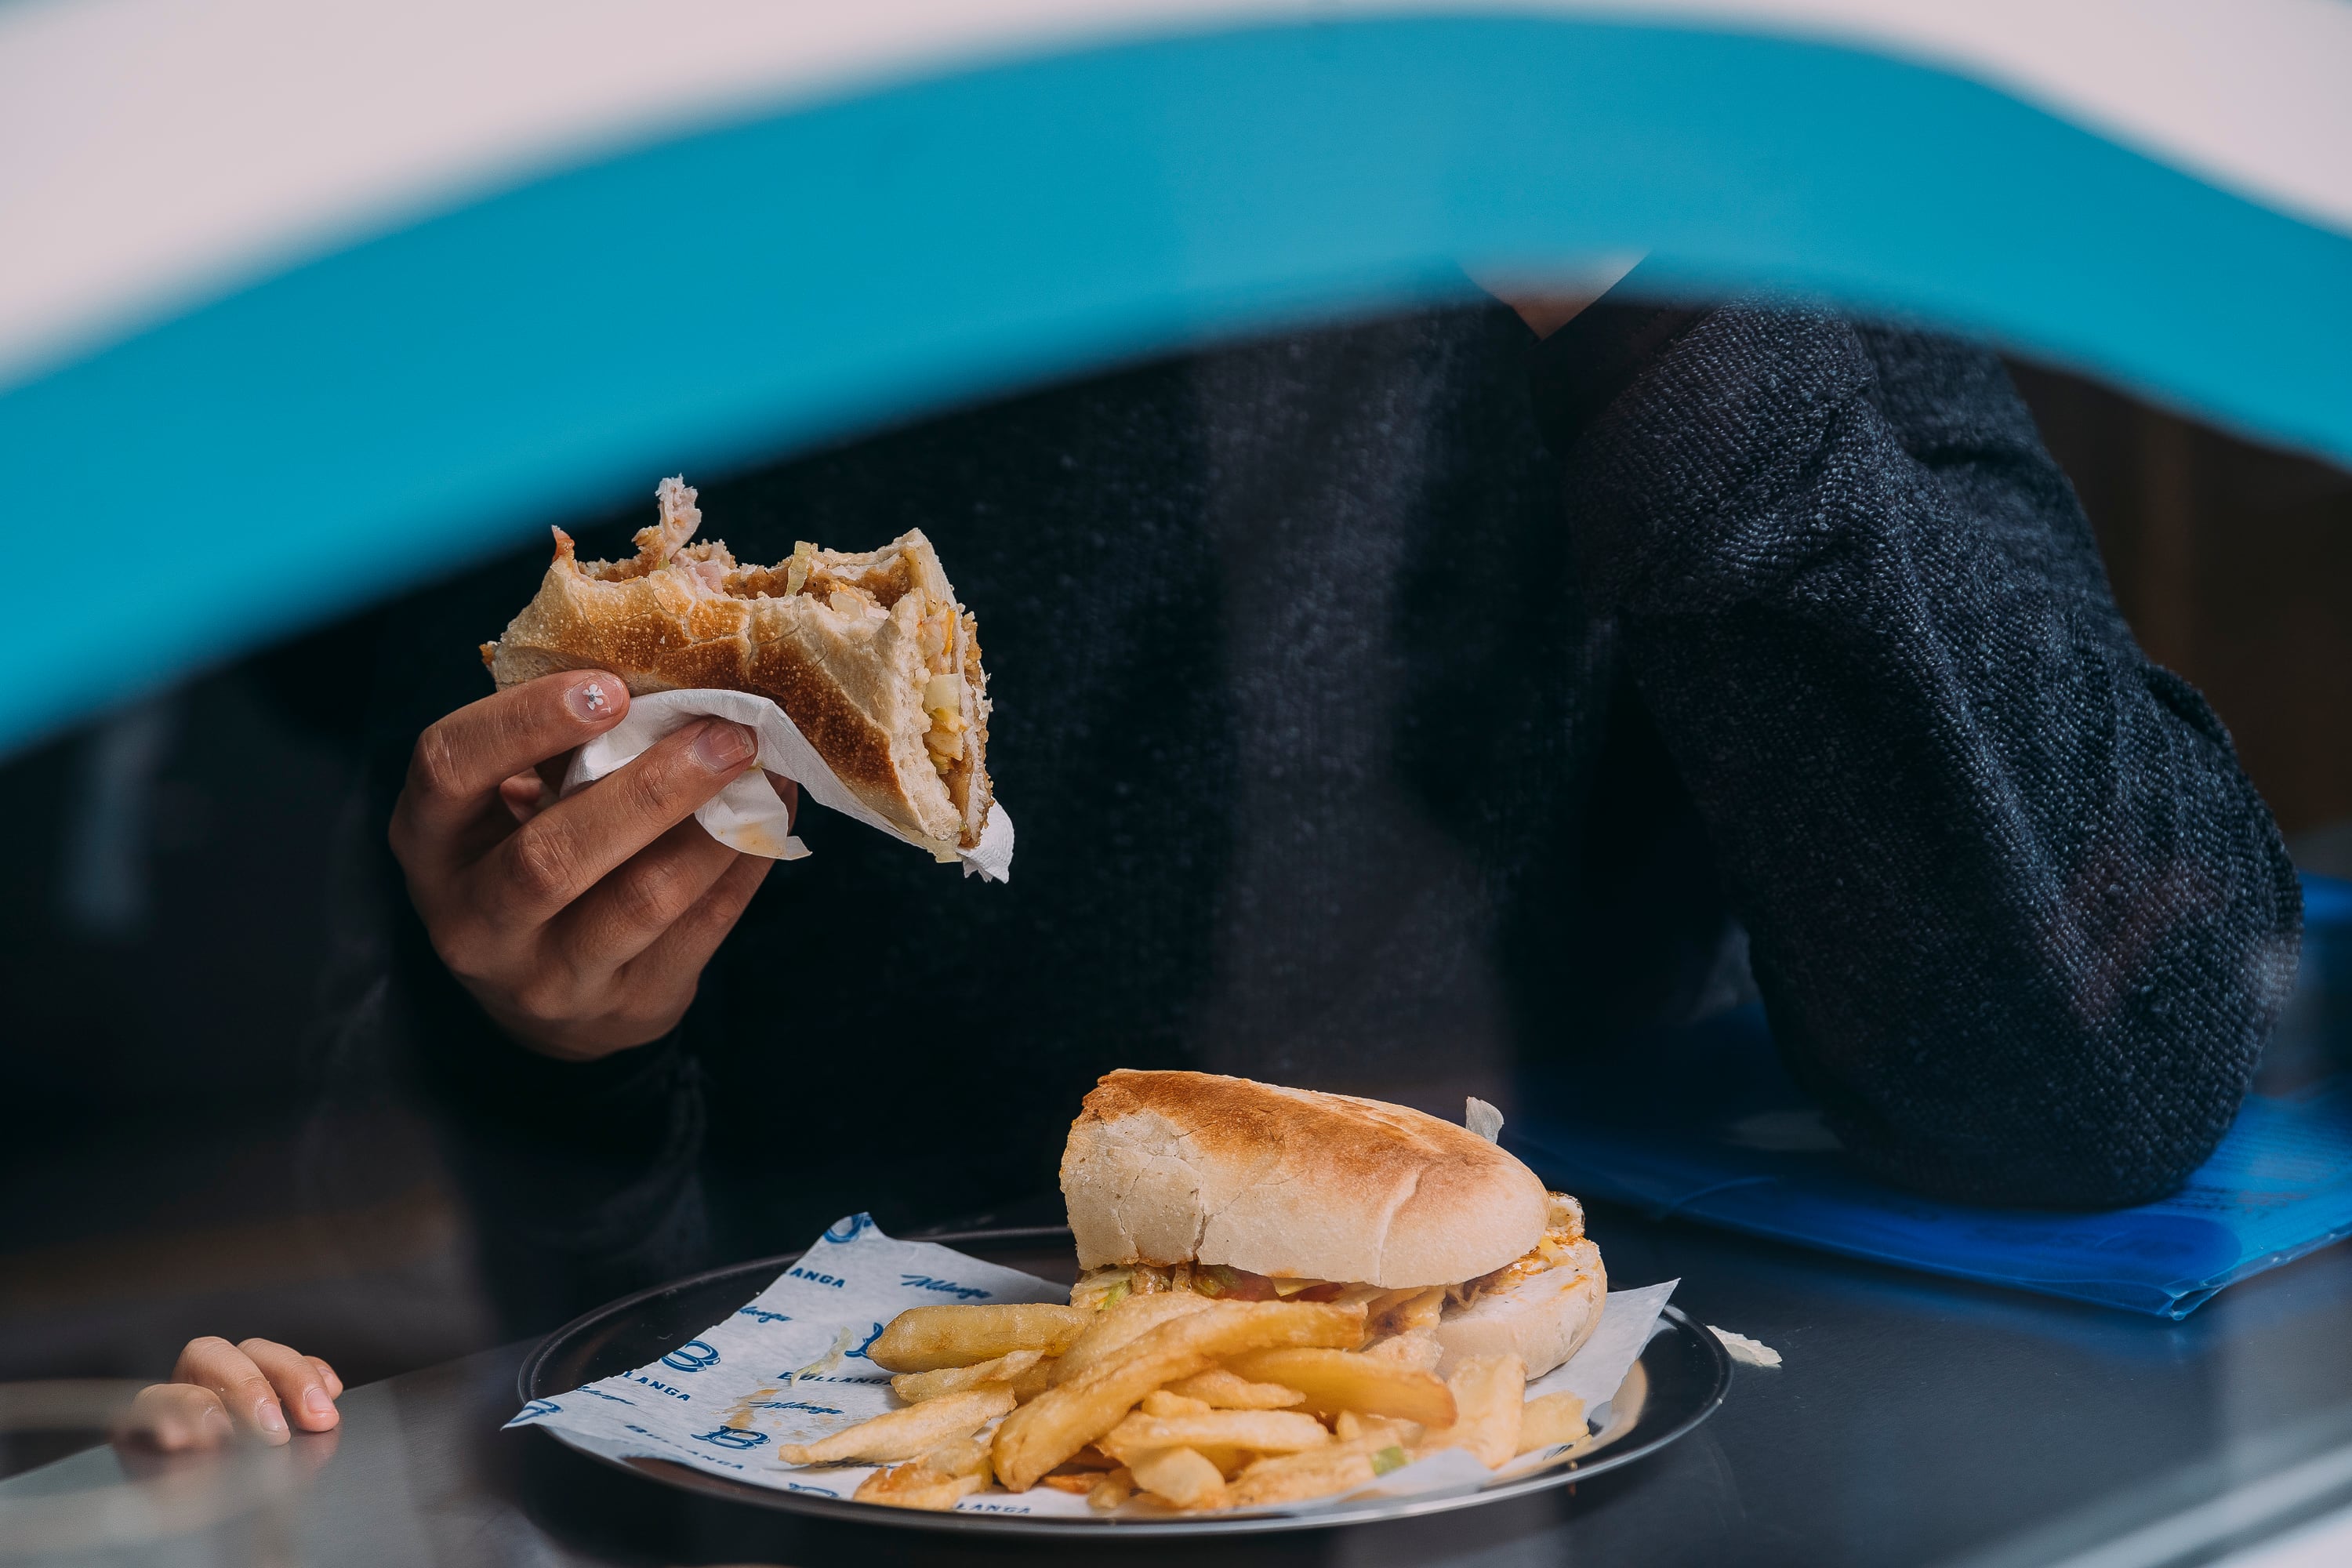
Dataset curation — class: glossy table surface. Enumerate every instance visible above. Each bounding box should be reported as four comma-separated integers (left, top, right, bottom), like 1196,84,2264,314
9,1202,2352,1568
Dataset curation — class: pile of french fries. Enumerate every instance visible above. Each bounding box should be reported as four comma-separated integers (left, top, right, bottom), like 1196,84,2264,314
776,1293,1595,1512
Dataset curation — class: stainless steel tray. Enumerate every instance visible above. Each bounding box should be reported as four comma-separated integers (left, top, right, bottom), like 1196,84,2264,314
516,1225,1730,1538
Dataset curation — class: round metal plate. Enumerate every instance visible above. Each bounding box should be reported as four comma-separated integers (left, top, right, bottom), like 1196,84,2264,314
517,1227,1730,1538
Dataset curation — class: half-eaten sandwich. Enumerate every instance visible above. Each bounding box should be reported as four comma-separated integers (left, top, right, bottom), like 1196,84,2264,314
1060,1070,1605,1379
482,477,992,851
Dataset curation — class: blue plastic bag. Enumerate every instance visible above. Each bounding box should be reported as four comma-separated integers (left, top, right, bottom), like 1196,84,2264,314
1507,877,2352,1319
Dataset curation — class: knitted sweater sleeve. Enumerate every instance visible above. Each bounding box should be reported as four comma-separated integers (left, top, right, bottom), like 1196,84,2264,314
1552,304,2301,1207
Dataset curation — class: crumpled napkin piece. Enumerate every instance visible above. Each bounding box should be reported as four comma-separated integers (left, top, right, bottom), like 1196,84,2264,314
563,688,1014,881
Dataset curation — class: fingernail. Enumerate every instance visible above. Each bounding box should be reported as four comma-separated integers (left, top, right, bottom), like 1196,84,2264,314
303,1388,334,1421
201,1406,233,1439
256,1400,288,1436
692,721,755,771
564,679,615,722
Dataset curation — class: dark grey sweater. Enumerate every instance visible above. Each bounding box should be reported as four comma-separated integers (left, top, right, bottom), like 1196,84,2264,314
368,290,2300,1330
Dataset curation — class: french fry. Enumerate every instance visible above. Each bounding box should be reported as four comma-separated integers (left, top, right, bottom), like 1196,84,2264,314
1007,1357,1058,1403
993,1301,1366,1490
1141,1389,1213,1417
1517,1390,1590,1455
1362,1330,1443,1374
890,1348,1045,1403
1366,1286,1446,1338
776,1386,1014,1465
1128,1445,1228,1508
1225,1436,1407,1508
1087,1466,1136,1509
932,1436,993,1479
1224,1348,1457,1428
867,1304,1091,1373
1051,1292,1218,1385
1038,1445,1120,1490
1167,1368,1307,1410
1100,1409,1334,1465
1112,1439,1261,1480
853,1469,974,1511
1414,1353,1525,1468
1334,1410,1425,1448
851,1436,992,1511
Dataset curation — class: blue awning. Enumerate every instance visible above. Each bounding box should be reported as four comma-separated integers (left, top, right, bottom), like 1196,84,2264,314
2,1,2347,753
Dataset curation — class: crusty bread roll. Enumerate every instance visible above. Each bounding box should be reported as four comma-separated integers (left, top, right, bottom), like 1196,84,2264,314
483,477,992,850
1431,1238,1606,1378
1061,1070,1551,1288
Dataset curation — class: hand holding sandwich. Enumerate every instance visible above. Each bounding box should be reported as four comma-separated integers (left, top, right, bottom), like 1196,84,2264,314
389,670,783,1060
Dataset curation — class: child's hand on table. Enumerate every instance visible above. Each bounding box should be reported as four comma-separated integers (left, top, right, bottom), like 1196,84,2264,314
114,1337,343,1450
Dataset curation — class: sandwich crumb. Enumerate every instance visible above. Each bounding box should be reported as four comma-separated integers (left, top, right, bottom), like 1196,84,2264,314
1708,1326,1783,1367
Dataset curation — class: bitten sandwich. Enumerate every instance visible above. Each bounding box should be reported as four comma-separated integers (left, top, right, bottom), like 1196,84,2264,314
482,477,992,851
1059,1070,1605,1379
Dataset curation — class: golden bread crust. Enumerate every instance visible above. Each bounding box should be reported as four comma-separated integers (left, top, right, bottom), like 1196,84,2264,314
743,629,901,802
1061,1070,1551,1287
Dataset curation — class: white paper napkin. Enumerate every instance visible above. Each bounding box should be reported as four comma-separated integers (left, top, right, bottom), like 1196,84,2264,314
563,688,1013,882
507,1218,1673,1519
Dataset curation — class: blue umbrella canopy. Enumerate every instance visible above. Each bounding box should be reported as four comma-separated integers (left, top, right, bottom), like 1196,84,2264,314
2,0,2347,753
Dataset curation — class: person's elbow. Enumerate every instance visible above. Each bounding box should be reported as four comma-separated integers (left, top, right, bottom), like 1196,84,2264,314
1827,911,2300,1209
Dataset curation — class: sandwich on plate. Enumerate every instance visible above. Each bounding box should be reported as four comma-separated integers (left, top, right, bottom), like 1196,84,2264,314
1060,1069,1605,1379
770,1070,1612,1513
482,477,992,852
